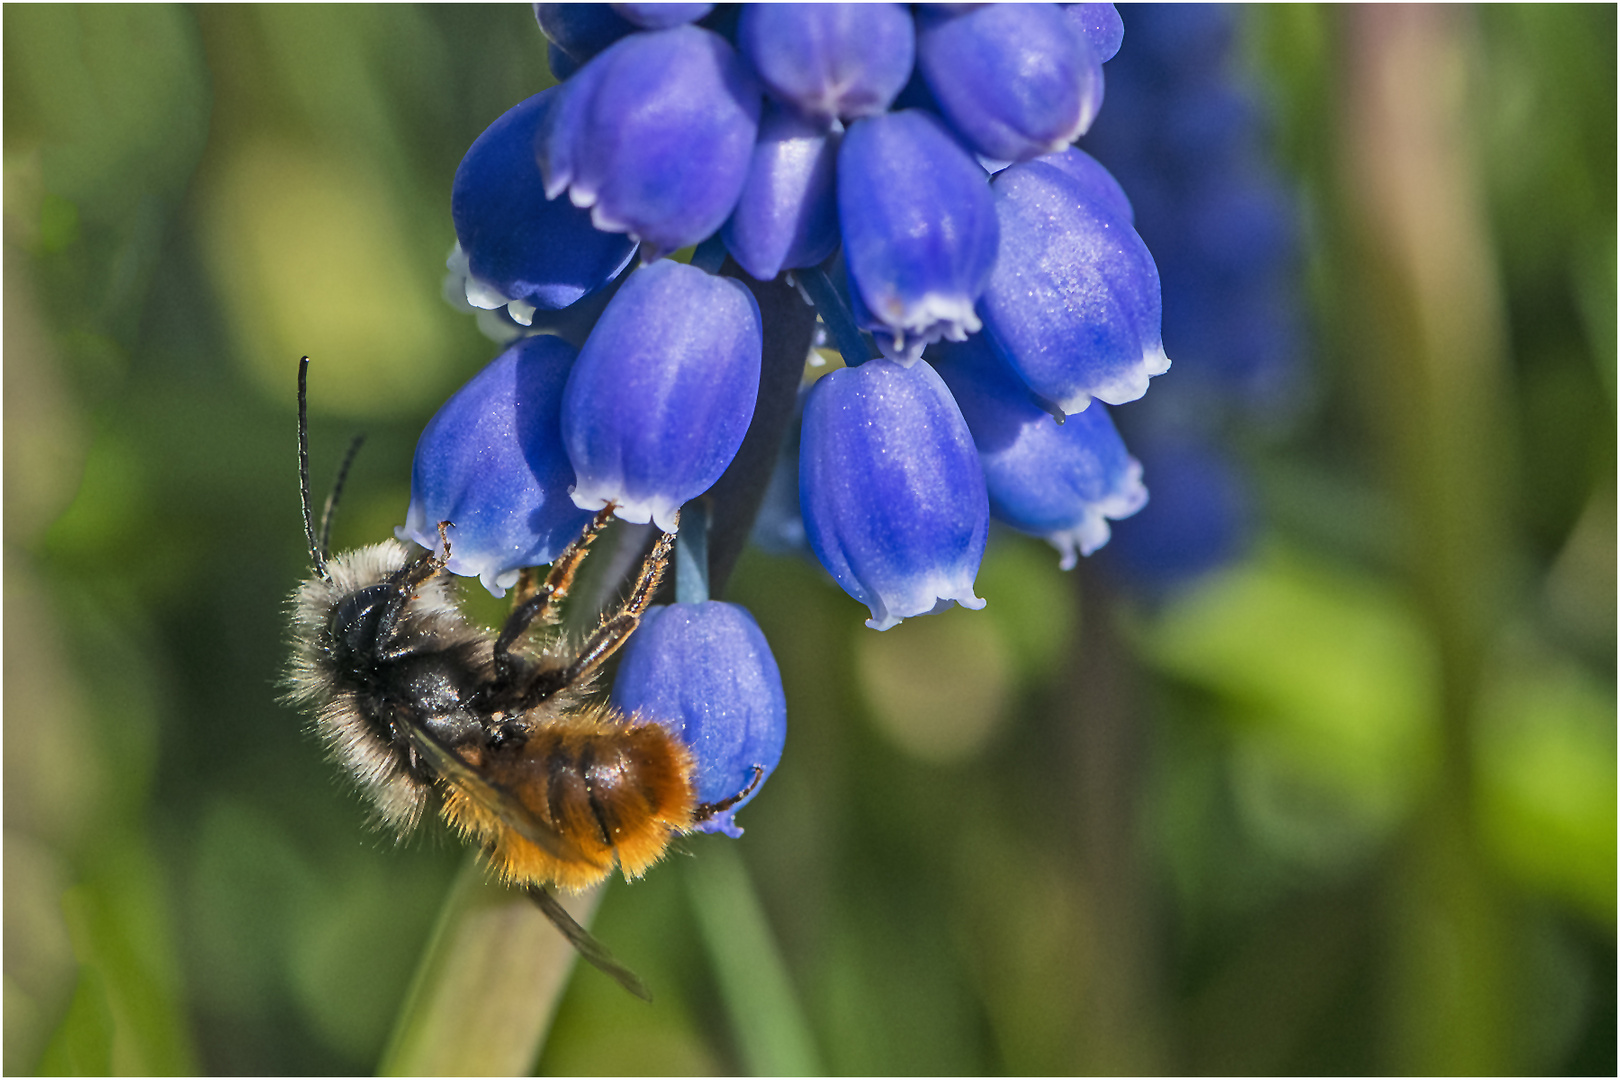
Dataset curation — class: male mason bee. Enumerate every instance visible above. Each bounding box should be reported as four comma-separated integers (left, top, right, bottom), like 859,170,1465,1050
283,358,757,999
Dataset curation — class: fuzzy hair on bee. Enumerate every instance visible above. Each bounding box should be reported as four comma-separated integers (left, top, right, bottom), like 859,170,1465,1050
284,537,492,836
281,357,758,1000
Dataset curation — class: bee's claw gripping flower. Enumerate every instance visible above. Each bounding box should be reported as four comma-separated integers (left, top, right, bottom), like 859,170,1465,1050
799,358,989,631
980,147,1169,416
610,601,787,838
562,260,764,533
932,333,1146,571
722,102,841,282
538,25,762,259
916,3,1104,164
450,89,638,319
837,109,1000,365
736,3,915,124
398,335,595,597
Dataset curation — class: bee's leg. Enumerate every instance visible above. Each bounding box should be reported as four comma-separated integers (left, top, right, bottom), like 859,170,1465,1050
526,516,678,703
692,766,765,823
376,521,457,647
492,506,617,680
508,566,540,609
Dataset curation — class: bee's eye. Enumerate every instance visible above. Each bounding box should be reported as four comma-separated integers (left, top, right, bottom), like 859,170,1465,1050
328,584,398,654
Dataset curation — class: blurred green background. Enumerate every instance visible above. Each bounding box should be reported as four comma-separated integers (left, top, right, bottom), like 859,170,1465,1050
4,5,1613,1075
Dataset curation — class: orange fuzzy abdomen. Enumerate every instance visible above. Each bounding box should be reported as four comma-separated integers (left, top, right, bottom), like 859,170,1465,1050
441,715,698,893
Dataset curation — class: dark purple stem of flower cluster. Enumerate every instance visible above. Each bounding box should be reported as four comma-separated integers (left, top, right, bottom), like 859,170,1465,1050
796,265,875,367
699,271,820,598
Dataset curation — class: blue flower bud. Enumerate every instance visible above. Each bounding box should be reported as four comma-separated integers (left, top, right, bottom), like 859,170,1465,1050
932,334,1145,569
799,358,989,630
610,3,713,30
449,89,638,322
916,3,1103,162
398,336,595,597
532,3,634,66
539,26,761,259
838,110,1000,364
562,260,763,532
546,41,580,81
980,149,1168,415
737,3,915,123
1101,434,1250,590
721,103,840,282
1064,3,1124,63
610,601,786,837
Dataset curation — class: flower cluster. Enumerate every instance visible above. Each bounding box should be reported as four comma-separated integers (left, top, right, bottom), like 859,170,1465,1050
1078,4,1304,589
406,2,1179,826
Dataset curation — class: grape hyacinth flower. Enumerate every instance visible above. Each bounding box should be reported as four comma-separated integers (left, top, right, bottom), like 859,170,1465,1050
932,333,1147,571
611,600,788,837
398,334,595,597
538,24,761,258
448,87,637,326
915,3,1105,163
979,147,1170,416
799,357,989,630
838,109,1000,364
368,1,1230,1008
721,101,841,282
418,1,1170,641
736,3,915,123
561,258,762,533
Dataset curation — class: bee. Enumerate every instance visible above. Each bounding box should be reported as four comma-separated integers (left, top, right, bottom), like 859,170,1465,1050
282,358,757,999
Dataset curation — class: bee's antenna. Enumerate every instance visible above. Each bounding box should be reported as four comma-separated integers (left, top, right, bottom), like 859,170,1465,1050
297,357,331,580
319,433,366,564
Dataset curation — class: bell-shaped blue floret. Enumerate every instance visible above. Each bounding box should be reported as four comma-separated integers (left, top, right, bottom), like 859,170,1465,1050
916,3,1104,163
737,3,914,123
539,26,761,260
610,3,712,30
562,260,763,532
980,149,1169,415
721,103,840,282
799,358,989,630
532,3,634,67
450,89,638,323
398,336,595,597
932,334,1146,570
1037,145,1135,224
838,110,1000,364
610,601,787,837
1064,3,1124,63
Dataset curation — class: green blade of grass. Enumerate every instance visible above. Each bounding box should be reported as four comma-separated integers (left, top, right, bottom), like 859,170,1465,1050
378,856,602,1076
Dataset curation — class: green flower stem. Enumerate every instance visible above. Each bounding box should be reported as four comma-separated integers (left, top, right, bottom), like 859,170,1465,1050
683,842,822,1076
796,265,875,367
676,499,711,605
378,855,603,1076
1339,7,1519,1073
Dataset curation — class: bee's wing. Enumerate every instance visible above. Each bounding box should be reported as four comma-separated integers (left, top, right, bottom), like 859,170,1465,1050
527,885,652,1002
397,721,588,865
